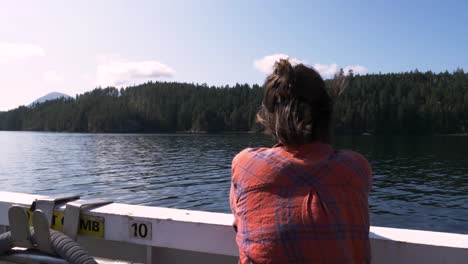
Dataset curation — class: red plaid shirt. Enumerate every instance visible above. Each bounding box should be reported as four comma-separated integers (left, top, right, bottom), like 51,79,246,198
230,142,372,264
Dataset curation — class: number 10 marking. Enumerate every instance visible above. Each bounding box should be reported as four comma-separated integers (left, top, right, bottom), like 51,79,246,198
129,219,152,240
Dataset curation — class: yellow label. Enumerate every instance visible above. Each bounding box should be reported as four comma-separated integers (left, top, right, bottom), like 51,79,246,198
26,209,105,238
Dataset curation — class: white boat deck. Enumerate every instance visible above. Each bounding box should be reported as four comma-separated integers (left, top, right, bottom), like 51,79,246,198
0,191,467,263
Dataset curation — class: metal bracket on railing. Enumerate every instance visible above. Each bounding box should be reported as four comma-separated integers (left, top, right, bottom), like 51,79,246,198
3,205,105,263
8,206,33,248
33,209,54,254
31,194,80,226
63,199,113,240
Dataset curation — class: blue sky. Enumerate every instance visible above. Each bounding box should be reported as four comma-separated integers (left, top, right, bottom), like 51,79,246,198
1,0,467,110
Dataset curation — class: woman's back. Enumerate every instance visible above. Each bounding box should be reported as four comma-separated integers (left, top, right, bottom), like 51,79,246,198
230,142,372,263
230,59,372,263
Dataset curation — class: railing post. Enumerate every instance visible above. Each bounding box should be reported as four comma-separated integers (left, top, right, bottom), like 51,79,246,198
146,245,153,264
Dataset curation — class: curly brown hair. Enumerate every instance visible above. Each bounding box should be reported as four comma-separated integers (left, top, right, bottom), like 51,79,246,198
256,59,336,145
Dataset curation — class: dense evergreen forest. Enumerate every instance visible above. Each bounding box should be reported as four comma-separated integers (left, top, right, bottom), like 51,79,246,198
1,70,467,134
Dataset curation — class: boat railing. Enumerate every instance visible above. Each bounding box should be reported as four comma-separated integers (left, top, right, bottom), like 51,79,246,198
0,191,467,264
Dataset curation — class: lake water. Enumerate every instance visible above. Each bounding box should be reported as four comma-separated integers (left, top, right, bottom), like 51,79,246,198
0,132,467,234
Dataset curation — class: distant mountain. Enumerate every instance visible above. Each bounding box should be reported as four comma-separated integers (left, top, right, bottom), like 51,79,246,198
29,92,71,107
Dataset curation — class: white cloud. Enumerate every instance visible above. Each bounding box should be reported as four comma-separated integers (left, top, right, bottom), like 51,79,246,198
343,65,368,75
314,64,368,78
93,57,175,87
313,63,339,78
43,70,63,82
0,42,45,63
253,53,304,75
254,53,368,78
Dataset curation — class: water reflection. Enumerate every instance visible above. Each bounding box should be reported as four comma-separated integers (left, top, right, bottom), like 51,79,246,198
0,132,466,234
334,135,468,233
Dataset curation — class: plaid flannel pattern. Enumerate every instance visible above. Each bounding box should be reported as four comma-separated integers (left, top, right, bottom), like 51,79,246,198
230,142,372,264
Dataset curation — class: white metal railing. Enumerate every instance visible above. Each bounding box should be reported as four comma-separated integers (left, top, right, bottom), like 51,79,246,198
0,191,467,264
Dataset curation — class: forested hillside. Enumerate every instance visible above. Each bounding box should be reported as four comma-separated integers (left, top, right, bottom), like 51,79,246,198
334,70,468,134
0,82,263,133
1,70,467,134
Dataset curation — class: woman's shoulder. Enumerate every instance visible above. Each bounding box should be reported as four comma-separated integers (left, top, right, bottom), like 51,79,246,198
232,147,274,167
231,146,281,186
338,149,371,167
334,149,372,189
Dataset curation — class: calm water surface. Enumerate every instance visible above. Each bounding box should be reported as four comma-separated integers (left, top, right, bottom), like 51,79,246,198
0,132,466,234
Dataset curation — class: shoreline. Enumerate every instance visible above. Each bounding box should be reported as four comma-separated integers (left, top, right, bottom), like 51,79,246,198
0,130,467,136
